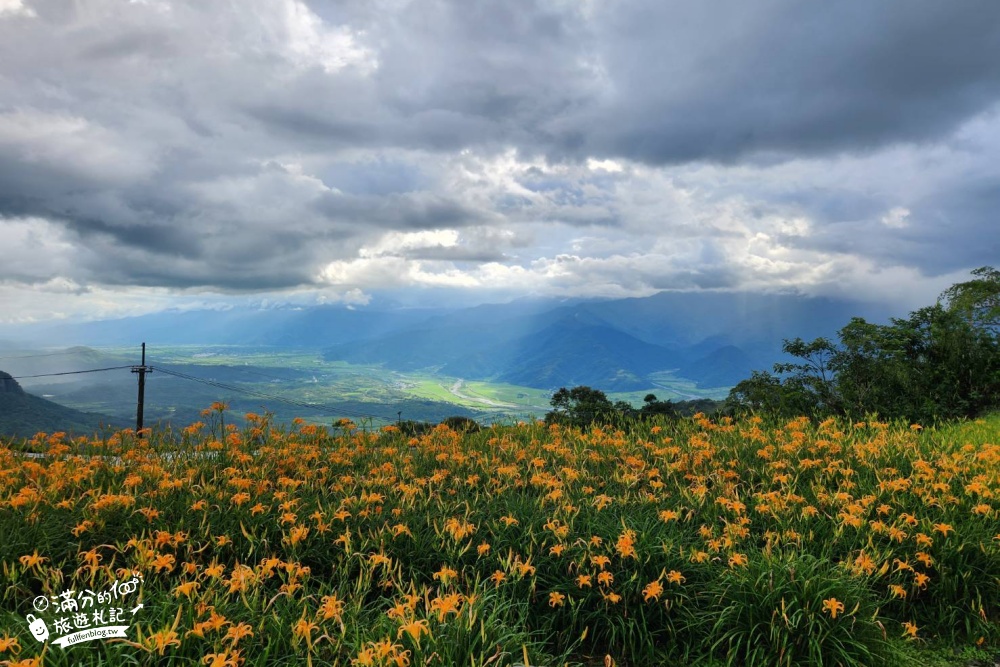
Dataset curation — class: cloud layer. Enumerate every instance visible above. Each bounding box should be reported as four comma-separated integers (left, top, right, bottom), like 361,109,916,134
1,0,998,321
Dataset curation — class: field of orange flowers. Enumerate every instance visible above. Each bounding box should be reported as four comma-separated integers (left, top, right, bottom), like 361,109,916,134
2,407,999,666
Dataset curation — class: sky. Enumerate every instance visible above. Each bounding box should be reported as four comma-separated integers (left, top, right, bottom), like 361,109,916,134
1,0,999,324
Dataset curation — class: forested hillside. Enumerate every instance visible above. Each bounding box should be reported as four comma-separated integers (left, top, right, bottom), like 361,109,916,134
0,371,121,438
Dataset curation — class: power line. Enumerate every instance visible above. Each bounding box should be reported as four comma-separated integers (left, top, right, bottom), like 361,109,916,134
0,351,78,361
159,364,302,384
10,366,133,379
4,355,507,426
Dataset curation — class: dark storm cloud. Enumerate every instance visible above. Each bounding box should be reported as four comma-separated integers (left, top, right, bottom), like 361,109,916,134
0,0,998,305
369,0,595,125
246,105,379,146
774,177,1000,279
324,0,1000,163
69,217,203,257
906,180,1000,273
81,29,178,61
392,245,509,263
564,1,1000,164
93,254,317,291
314,191,485,230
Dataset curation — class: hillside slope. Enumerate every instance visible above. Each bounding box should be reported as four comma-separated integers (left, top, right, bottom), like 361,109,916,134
0,371,121,439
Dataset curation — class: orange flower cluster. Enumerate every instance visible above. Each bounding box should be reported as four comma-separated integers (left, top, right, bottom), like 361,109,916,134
1,410,998,664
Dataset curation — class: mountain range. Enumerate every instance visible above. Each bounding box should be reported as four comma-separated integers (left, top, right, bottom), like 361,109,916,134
318,292,891,391
1,290,895,394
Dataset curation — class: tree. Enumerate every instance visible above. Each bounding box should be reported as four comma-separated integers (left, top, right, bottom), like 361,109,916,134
441,416,481,433
940,266,1000,332
832,305,999,422
726,369,820,417
898,304,1000,421
546,386,616,427
773,337,841,415
639,393,679,418
834,316,915,419
727,370,785,415
727,267,1000,422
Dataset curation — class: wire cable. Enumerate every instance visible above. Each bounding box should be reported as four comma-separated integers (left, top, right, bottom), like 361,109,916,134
9,366,134,379
0,351,79,361
4,356,504,426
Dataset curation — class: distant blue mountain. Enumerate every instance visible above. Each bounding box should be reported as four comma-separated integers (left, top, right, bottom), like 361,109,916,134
2,291,896,394
320,292,891,391
486,317,682,391
679,345,756,388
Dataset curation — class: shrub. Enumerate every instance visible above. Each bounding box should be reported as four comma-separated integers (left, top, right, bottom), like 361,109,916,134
705,551,895,667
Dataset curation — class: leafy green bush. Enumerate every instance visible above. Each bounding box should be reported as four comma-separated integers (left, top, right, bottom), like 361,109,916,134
704,552,895,667
728,266,1000,424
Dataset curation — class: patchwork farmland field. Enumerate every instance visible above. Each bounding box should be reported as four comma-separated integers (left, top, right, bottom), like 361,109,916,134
2,411,999,666
11,345,729,431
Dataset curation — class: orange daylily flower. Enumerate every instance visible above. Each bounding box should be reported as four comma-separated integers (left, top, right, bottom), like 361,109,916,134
642,579,664,602
18,551,47,569
822,598,845,619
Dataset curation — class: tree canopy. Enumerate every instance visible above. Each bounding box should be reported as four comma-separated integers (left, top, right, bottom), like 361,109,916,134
727,267,1000,423
545,386,617,427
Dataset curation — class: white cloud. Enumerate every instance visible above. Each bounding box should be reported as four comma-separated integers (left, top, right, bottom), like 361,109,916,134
0,0,33,17
360,229,460,258
881,206,911,228
318,255,481,289
279,0,377,74
587,158,624,172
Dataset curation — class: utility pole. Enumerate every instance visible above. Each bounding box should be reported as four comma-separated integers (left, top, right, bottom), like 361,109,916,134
131,342,153,437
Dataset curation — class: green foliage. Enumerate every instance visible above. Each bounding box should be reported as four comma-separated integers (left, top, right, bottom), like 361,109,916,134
940,266,1000,331
704,552,895,667
546,386,618,427
639,393,679,419
727,267,1000,423
440,415,482,433
396,419,446,436
727,368,832,420
545,388,709,428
